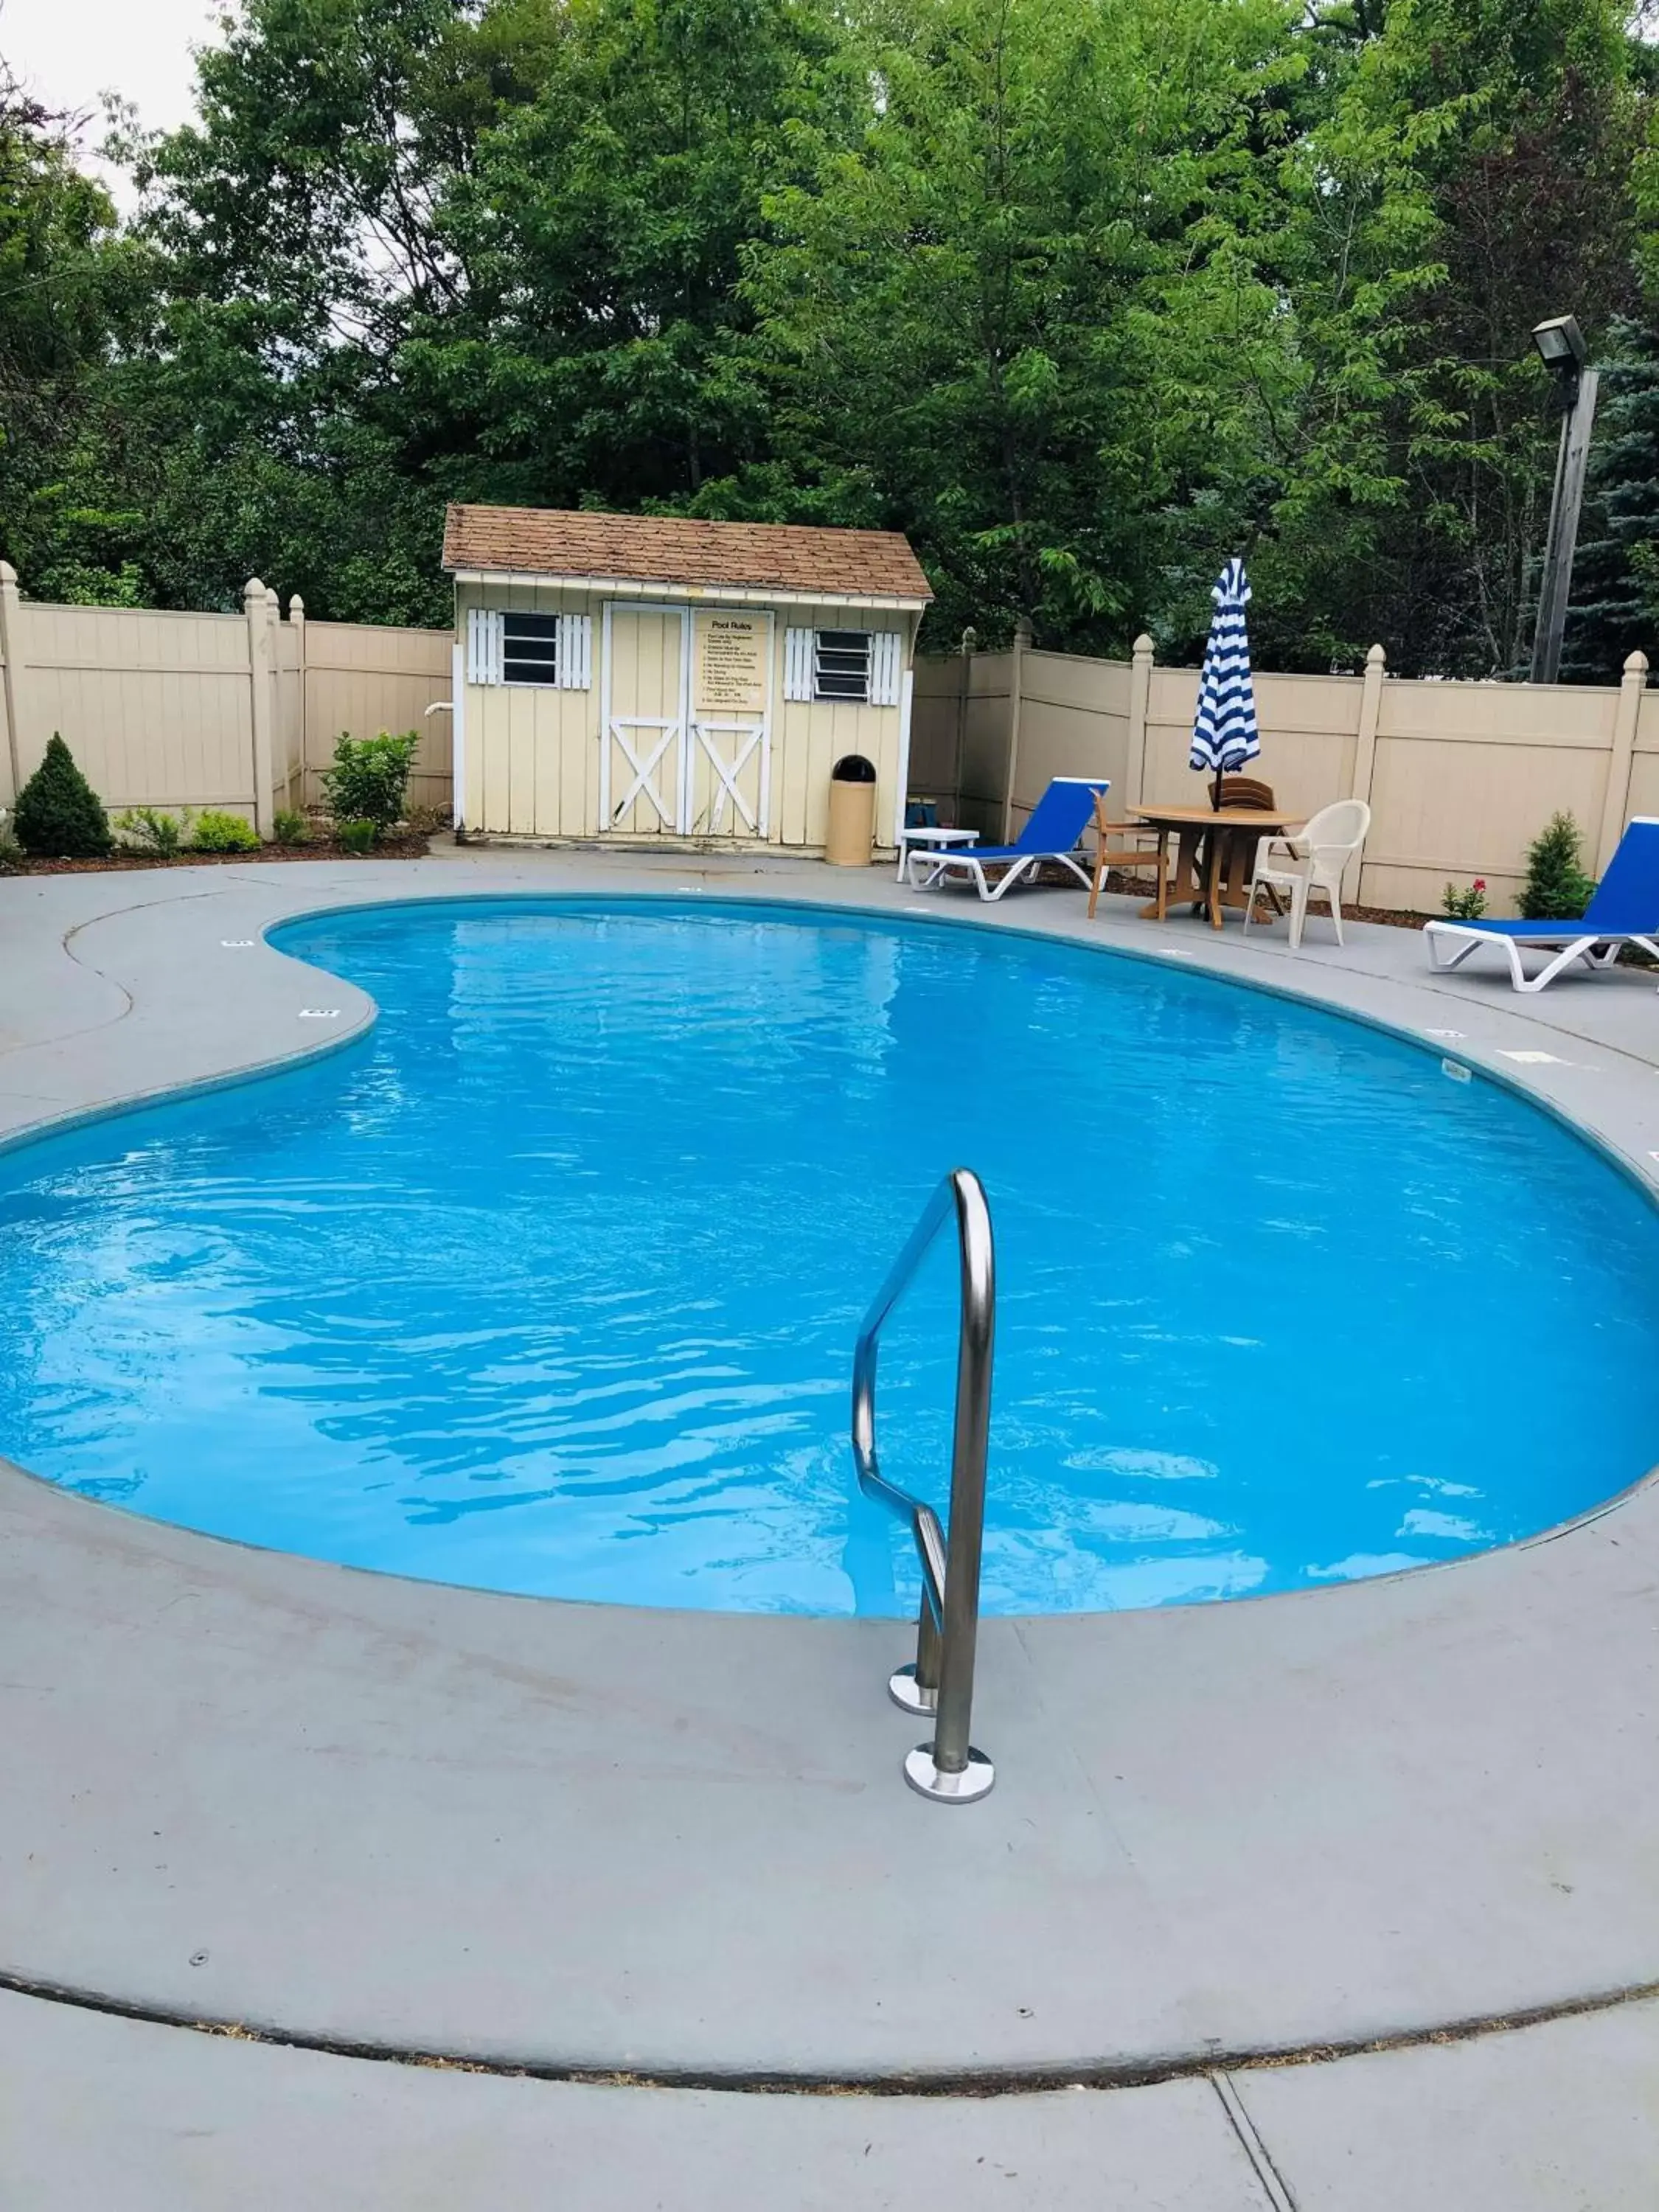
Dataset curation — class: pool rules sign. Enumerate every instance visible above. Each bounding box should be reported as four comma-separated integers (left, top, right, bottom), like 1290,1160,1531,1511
694,612,767,714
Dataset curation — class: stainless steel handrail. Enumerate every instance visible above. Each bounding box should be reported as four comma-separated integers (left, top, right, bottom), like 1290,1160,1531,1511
851,1168,995,1804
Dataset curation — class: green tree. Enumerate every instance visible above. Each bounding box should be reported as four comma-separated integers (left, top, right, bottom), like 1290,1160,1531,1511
737,0,1328,650
0,69,151,602
1301,0,1644,675
427,0,858,512
1561,318,1659,678
101,0,549,619
112,0,853,617
1,0,1649,678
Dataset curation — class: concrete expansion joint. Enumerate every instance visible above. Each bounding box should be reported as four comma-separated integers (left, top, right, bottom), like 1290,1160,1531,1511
2,1968,1655,2101
1211,2072,1298,2211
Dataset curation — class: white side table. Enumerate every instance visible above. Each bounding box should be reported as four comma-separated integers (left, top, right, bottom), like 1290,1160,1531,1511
897,824,979,884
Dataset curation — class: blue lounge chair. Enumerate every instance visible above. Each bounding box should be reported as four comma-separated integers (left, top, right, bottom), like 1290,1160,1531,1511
1425,816,1659,993
907,776,1109,902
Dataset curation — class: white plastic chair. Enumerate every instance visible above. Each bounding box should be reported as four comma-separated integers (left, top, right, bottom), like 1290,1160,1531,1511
1242,799,1371,950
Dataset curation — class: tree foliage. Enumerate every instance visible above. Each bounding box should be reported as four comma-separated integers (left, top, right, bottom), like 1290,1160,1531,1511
1561,316,1659,674
1517,807,1597,917
0,0,1653,675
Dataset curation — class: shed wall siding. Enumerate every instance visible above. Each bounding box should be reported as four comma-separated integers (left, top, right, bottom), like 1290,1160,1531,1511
459,581,602,838
457,581,911,850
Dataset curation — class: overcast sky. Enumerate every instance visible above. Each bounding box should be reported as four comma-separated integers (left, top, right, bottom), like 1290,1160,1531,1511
1,0,216,203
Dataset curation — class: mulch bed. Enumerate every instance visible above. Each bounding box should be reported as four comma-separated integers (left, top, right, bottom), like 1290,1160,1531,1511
6,836,431,875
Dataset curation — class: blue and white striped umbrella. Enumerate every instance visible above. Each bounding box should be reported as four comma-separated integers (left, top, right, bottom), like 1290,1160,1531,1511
1190,557,1260,801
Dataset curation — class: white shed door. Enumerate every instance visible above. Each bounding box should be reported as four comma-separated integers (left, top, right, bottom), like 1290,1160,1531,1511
686,608,772,840
601,605,689,838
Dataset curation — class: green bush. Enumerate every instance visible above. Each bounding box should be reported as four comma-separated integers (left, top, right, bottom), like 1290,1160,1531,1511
1441,877,1487,920
1517,812,1596,922
321,731,420,832
273,808,309,846
116,804,191,858
13,734,111,858
192,810,262,854
335,817,378,855
0,817,22,872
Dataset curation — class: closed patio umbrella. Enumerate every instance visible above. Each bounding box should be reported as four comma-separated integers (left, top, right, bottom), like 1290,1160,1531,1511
1190,557,1260,810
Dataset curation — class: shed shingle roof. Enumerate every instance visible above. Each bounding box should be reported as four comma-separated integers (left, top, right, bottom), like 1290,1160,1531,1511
443,504,932,603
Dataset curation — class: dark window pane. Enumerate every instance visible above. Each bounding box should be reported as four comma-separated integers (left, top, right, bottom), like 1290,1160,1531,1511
814,628,870,702
504,611,561,687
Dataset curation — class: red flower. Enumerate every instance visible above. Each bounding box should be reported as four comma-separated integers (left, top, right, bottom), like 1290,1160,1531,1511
1473,878,1486,891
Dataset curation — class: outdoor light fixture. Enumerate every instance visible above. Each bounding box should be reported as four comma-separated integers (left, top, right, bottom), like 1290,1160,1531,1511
1531,314,1588,375
1528,313,1599,685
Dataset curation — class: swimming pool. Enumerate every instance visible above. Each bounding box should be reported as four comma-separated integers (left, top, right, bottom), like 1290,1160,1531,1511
1,897,1655,1616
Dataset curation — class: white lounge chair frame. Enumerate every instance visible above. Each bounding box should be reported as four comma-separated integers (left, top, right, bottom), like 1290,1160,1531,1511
906,844,1095,902
1425,923,1659,994
1422,815,1659,993
905,776,1107,903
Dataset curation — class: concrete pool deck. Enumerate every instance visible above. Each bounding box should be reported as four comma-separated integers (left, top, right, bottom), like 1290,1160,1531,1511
1,844,1657,2202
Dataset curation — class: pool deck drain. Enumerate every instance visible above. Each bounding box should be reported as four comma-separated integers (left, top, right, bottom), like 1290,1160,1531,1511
2,846,1658,2205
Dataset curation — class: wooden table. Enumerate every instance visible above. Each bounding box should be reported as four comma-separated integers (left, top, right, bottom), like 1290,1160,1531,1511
1130,805,1300,929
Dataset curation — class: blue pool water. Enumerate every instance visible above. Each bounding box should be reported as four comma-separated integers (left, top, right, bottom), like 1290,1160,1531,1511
1,898,1655,1615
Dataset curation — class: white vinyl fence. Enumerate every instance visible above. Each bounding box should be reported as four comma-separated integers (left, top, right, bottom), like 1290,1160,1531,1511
0,565,453,831
911,629,1654,916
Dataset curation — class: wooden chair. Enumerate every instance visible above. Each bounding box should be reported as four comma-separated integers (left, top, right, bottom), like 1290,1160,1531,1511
1088,789,1166,919
1219,775,1276,811
1217,776,1278,911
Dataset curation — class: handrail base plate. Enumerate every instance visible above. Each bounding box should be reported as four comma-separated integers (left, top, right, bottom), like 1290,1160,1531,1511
904,1744,995,1804
888,1663,938,1717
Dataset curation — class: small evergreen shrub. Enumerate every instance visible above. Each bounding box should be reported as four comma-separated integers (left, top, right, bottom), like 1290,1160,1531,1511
116,805,190,858
335,817,378,855
192,810,261,854
1441,877,1487,920
273,808,309,846
13,734,111,858
1517,812,1596,921
321,731,420,832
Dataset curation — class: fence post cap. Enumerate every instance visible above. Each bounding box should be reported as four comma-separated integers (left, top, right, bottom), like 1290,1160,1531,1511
1133,632,1155,658
1366,643,1387,667
288,593,305,616
0,560,15,587
1625,649,1649,676
243,577,267,603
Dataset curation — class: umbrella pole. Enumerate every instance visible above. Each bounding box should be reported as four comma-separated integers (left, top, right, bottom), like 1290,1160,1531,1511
1211,765,1223,811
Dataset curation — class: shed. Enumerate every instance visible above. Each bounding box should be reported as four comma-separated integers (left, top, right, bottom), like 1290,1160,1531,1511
443,505,933,853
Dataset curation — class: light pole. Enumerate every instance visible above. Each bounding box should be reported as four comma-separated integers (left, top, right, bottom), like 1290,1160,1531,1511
1528,313,1599,685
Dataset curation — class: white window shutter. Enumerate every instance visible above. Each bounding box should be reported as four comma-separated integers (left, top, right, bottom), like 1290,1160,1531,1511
871,630,902,707
557,612,592,689
467,608,504,686
783,627,814,703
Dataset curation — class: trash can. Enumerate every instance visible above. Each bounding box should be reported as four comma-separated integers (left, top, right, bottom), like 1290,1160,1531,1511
825,754,877,867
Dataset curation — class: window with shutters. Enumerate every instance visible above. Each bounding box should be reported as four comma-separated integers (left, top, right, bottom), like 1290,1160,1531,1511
813,629,872,702
502,611,561,687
